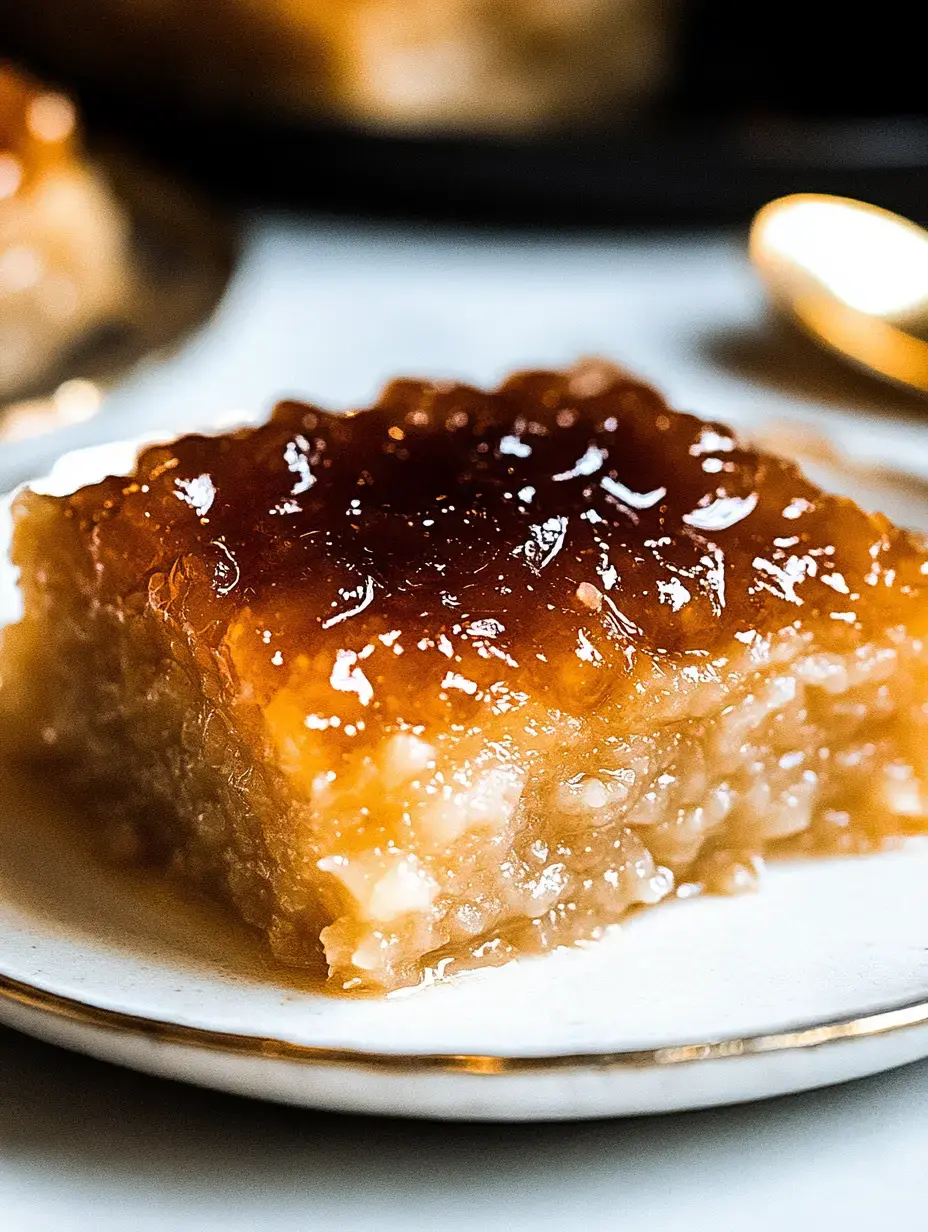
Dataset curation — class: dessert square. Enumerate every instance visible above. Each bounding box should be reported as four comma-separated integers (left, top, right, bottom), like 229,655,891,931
3,361,928,992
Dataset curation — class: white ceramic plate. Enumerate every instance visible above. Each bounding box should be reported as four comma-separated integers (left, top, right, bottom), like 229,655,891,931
1,437,927,1122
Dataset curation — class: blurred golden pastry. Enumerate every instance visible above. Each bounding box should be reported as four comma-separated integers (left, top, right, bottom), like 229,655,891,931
0,64,135,405
2,0,675,133
0,63,233,430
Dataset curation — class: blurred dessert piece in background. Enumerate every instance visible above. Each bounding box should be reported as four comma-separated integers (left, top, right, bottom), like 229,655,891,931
0,64,134,406
0,0,676,134
0,63,233,436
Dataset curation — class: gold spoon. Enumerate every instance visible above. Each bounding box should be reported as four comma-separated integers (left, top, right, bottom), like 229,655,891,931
750,193,928,393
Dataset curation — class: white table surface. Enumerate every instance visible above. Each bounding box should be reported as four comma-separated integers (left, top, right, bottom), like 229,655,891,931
1,214,927,1230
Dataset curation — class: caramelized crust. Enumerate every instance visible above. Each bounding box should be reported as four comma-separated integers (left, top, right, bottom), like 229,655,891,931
49,363,928,665
4,361,928,990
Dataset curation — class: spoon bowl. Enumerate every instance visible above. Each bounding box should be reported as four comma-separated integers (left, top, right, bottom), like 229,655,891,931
750,193,928,393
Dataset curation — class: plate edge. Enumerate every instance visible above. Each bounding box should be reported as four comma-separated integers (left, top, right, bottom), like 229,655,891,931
2,971,927,1075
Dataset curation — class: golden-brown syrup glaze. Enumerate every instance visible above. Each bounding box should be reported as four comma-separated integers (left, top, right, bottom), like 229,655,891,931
54,363,928,748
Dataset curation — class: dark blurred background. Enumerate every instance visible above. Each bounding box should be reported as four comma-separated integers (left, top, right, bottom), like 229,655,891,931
2,0,926,223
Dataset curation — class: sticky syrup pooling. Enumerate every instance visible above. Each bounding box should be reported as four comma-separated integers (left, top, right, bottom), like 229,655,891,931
13,362,928,990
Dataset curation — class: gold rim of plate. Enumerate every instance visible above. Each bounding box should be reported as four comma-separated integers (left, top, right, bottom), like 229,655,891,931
1,971,927,1074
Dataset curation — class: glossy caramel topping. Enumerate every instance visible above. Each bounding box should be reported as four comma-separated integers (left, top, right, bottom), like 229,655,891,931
58,364,928,738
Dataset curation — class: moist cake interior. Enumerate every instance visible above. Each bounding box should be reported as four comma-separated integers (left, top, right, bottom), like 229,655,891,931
2,362,928,993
